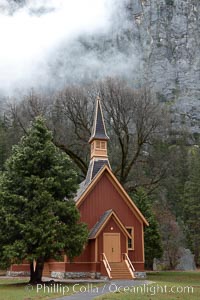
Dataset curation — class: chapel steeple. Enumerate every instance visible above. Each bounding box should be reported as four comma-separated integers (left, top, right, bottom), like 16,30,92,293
85,97,110,185
89,96,109,159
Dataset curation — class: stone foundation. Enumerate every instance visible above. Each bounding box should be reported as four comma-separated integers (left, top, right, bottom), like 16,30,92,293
6,271,30,277
51,271,146,280
51,271,101,280
134,272,146,279
7,270,146,280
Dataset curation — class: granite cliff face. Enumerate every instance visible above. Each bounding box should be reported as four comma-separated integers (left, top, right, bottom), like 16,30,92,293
129,0,200,132
67,0,200,132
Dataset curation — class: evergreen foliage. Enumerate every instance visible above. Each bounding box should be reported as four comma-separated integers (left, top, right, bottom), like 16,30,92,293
183,147,200,266
160,142,189,219
132,188,163,269
0,118,9,170
0,117,88,283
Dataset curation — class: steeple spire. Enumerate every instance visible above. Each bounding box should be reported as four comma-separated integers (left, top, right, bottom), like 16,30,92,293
89,96,109,143
85,97,110,186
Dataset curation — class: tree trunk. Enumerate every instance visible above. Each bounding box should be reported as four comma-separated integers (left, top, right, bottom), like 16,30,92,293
29,258,44,284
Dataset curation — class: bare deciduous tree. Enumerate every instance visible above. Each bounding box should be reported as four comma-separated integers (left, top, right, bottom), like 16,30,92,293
5,79,170,191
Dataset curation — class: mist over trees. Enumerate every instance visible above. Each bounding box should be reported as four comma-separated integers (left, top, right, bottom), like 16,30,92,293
0,0,137,96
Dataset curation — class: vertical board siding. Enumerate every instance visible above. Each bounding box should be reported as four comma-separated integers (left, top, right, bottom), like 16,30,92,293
79,174,144,263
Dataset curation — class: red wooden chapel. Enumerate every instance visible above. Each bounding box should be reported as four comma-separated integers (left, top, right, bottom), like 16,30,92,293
10,97,148,279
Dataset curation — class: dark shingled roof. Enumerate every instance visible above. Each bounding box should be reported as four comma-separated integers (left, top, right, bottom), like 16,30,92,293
74,180,86,202
85,160,94,186
85,159,110,186
74,159,110,202
89,98,109,142
89,209,113,239
92,159,109,179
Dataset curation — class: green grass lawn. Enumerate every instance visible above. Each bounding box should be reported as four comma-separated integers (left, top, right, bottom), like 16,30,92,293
97,272,200,300
0,278,79,300
1,272,200,300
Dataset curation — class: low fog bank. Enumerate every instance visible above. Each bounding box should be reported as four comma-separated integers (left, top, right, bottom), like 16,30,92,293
0,0,140,97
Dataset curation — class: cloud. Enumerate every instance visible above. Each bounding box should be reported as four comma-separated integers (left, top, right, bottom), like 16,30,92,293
0,0,137,96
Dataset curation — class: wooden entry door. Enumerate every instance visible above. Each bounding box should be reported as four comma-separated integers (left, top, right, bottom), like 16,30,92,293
103,233,121,262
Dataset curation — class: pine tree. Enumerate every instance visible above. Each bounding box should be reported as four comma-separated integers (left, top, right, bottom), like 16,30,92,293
132,188,163,269
0,117,88,283
183,146,200,266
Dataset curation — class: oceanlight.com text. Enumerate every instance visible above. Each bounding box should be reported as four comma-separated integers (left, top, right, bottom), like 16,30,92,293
107,283,194,296
30,283,194,296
